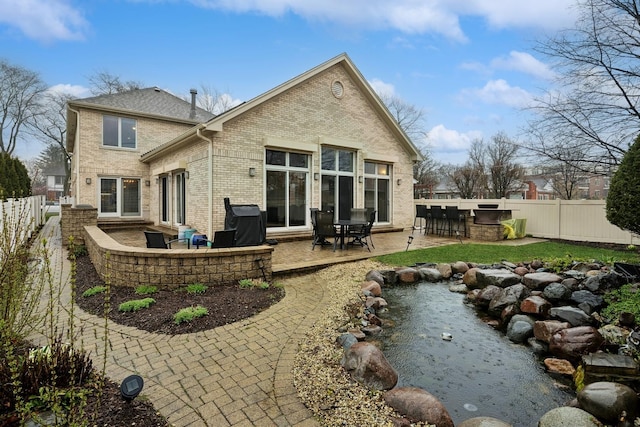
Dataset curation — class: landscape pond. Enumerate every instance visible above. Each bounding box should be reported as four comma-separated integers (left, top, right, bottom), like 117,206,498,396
378,281,575,426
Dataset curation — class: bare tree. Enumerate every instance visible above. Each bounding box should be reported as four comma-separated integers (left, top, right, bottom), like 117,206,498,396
448,163,485,199
28,90,73,194
413,145,441,198
379,93,427,144
485,133,525,198
0,59,47,155
528,0,640,172
194,84,239,115
88,70,144,95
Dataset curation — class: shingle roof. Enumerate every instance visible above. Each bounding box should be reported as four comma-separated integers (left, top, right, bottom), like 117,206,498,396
70,87,215,123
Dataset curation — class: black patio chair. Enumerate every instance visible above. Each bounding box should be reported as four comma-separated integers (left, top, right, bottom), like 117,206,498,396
144,231,190,249
413,204,428,233
210,229,236,248
430,206,446,236
445,206,466,237
348,209,376,251
312,211,338,251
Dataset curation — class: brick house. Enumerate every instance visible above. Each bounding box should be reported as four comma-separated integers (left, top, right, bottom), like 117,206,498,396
66,53,422,239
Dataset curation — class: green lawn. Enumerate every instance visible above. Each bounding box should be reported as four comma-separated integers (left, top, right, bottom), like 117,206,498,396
375,241,640,267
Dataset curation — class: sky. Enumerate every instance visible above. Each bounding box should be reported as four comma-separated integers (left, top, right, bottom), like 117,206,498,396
0,0,578,164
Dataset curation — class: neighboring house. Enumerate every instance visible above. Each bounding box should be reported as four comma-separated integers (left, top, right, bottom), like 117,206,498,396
522,177,556,200
45,166,66,201
66,53,422,239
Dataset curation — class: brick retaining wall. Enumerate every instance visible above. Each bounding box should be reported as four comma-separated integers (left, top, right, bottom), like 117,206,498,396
61,204,97,246
83,225,273,288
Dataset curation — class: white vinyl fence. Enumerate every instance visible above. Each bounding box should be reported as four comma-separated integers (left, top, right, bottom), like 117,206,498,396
0,196,48,252
415,198,640,246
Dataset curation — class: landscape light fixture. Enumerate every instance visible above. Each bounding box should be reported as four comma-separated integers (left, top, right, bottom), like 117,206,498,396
120,374,144,402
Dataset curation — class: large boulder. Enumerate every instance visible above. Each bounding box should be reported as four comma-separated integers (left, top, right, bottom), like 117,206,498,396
577,381,638,423
534,320,571,343
549,306,594,327
570,290,604,311
488,284,531,317
361,280,382,297
549,326,604,360
463,268,480,289
396,267,421,284
419,267,443,282
506,314,535,343
477,269,522,288
538,406,603,427
451,261,469,274
384,387,454,427
520,295,552,317
475,285,502,308
542,283,572,302
436,263,453,279
341,342,398,390
522,272,563,290
365,270,385,286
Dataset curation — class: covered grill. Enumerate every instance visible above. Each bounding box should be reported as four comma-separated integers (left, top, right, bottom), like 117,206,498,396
223,198,266,247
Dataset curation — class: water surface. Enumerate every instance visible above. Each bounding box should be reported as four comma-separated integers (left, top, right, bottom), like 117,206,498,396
378,282,574,426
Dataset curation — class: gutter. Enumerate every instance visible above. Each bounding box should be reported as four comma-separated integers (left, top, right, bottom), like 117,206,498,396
196,128,214,238
68,106,80,204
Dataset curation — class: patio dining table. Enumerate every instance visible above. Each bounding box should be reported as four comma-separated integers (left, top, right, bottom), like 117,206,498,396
334,219,368,249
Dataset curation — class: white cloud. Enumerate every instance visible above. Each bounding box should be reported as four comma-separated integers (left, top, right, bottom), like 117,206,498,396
189,0,575,41
368,78,396,98
459,79,533,108
427,124,482,164
47,83,90,98
491,51,556,80
0,0,88,42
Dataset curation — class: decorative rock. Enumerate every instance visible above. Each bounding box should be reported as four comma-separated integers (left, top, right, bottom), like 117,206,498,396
534,320,571,343
365,270,385,286
598,324,630,346
538,406,603,426
514,266,529,276
542,283,572,302
549,306,593,327
451,261,469,274
336,333,358,350
561,277,580,291
571,290,604,309
522,272,563,290
462,268,479,289
506,314,535,343
549,326,604,360
361,280,382,297
457,417,512,427
347,328,366,340
520,295,552,316
436,263,453,279
341,342,398,390
500,304,519,324
476,285,501,308
577,381,638,423
530,259,543,270
563,270,586,280
361,325,383,335
476,269,522,288
573,262,601,273
502,260,518,269
384,387,454,427
619,312,636,327
396,267,421,284
543,358,575,376
488,284,530,317
449,283,469,294
365,297,388,310
419,267,443,282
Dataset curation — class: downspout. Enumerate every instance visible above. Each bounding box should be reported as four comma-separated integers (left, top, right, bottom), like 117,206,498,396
196,127,214,238
68,107,80,205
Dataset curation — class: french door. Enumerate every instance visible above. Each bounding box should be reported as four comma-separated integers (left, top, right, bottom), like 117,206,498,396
99,177,140,217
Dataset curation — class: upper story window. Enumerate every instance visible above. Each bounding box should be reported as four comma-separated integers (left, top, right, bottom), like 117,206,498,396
103,115,137,149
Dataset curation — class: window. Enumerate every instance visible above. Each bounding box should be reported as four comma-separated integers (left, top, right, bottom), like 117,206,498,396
54,175,64,185
321,147,354,220
266,149,309,229
99,177,140,217
364,161,391,223
103,115,137,148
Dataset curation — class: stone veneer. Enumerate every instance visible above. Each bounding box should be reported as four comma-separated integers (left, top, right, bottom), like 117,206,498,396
83,226,274,288
60,203,98,246
468,223,505,241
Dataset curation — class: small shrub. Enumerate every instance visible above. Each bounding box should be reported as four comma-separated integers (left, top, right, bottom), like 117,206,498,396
602,284,640,321
67,244,87,260
258,282,270,290
239,278,270,289
174,306,208,324
135,285,157,295
239,278,254,288
118,298,155,312
184,283,207,295
82,286,106,297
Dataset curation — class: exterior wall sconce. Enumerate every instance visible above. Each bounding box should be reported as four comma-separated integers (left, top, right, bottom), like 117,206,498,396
249,167,256,177
358,176,363,183
85,177,91,185
185,171,190,179
155,177,159,184
314,173,320,181
145,180,151,186
397,178,402,186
